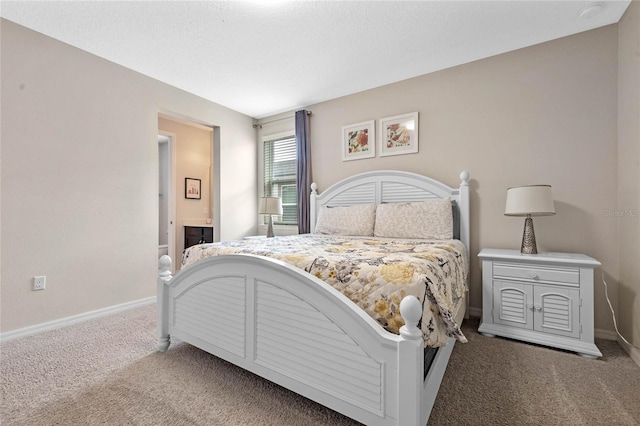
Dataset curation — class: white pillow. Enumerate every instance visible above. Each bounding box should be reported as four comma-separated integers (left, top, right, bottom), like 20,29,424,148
374,199,453,240
315,204,376,236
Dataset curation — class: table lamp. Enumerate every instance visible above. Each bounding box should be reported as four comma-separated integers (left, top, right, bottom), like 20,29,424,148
504,185,555,254
259,196,283,238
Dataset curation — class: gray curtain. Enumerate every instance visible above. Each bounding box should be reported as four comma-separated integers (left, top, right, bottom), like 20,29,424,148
296,110,312,234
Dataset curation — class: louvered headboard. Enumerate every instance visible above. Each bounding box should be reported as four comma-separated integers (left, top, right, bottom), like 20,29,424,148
310,170,470,257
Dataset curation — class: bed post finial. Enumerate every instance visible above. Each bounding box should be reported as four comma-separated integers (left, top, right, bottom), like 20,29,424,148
159,255,172,281
399,295,422,340
459,170,470,186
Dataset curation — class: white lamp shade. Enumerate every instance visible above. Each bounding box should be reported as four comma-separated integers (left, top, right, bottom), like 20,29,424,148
259,197,283,215
504,185,555,217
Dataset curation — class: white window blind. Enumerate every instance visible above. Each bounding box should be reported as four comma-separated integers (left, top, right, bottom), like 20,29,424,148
263,135,297,225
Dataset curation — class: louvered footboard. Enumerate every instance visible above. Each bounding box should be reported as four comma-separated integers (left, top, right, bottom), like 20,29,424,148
158,254,458,425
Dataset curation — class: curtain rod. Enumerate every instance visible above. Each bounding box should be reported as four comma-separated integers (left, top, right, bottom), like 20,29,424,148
253,110,311,129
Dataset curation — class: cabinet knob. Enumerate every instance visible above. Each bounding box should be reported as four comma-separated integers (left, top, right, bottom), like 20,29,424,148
529,271,538,279
527,303,534,310
534,304,542,311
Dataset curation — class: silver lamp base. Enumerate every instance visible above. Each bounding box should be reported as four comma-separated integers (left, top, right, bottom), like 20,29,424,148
266,216,275,238
521,214,537,254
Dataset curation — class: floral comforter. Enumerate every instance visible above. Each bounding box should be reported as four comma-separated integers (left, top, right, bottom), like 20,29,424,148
182,235,468,347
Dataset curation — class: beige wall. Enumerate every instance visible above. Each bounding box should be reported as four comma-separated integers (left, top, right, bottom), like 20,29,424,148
158,117,213,262
286,26,621,334
0,20,257,333
618,1,640,351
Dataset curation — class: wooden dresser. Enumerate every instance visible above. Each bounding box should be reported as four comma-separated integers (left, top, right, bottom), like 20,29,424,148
184,225,213,250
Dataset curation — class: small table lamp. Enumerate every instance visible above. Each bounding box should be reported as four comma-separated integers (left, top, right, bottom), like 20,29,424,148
504,185,555,254
259,196,283,238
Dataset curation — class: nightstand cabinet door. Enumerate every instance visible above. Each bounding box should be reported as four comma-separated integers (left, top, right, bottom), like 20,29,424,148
535,286,580,339
493,281,580,339
493,281,533,329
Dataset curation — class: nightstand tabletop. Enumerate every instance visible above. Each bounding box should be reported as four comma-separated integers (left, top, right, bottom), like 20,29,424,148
478,248,600,267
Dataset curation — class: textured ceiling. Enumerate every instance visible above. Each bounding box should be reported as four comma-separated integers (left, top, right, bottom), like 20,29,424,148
0,1,631,118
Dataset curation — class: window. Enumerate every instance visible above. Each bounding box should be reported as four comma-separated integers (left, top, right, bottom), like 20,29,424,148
263,135,297,225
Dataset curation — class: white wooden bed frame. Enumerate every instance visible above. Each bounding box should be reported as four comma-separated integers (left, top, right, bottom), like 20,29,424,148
157,170,470,426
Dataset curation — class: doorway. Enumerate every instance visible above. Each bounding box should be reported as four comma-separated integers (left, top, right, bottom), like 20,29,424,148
158,113,220,268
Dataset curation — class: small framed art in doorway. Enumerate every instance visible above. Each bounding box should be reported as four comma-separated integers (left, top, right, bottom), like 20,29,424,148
185,178,201,199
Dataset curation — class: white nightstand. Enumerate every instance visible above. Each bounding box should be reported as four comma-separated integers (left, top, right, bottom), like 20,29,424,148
478,248,602,358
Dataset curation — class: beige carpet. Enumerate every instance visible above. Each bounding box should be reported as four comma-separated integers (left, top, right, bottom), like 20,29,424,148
1,304,639,425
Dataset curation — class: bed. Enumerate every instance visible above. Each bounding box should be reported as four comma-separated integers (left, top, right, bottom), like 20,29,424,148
157,170,470,426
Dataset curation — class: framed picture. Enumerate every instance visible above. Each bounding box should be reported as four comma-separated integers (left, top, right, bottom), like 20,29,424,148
185,178,201,199
379,112,419,157
341,120,375,161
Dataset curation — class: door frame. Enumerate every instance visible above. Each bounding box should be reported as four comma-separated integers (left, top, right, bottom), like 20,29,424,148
212,125,220,242
158,130,176,273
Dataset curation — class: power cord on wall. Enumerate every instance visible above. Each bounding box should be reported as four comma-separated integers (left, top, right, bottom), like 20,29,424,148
602,272,638,350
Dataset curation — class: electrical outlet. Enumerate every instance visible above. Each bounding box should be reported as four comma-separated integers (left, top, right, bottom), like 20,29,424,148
33,276,46,291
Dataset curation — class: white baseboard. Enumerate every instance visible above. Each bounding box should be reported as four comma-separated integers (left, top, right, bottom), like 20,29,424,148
594,328,619,341
468,306,482,318
0,296,156,343
618,340,640,368
600,329,640,368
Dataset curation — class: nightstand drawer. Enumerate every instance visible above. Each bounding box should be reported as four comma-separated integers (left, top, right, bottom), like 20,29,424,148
186,226,207,237
493,262,580,286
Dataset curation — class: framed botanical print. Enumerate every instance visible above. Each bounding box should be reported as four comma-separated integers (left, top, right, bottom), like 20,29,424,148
379,112,419,157
341,120,375,161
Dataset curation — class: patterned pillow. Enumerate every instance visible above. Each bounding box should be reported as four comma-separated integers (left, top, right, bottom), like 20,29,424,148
374,199,453,240
315,204,376,236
